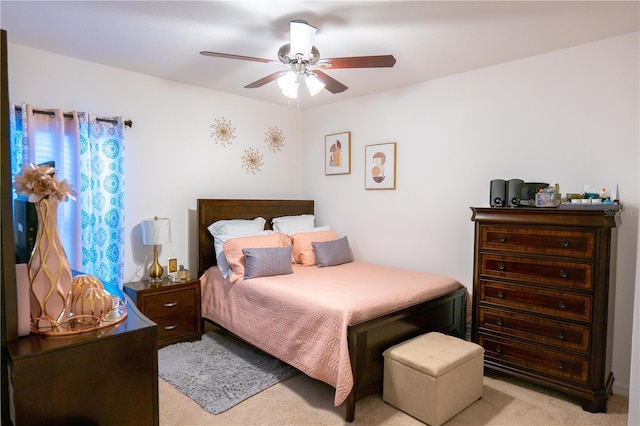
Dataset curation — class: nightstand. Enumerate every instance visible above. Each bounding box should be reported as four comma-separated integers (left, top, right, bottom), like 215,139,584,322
124,277,202,348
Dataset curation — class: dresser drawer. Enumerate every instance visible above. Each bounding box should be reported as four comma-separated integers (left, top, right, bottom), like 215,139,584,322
142,288,196,319
480,226,594,258
479,334,590,385
479,280,592,322
156,311,198,346
480,254,592,290
478,307,590,353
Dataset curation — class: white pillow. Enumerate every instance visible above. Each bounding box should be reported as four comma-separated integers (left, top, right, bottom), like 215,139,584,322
214,230,274,278
207,217,266,237
272,214,315,234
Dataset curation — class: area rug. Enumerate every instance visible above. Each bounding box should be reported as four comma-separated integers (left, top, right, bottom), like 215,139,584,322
158,331,298,414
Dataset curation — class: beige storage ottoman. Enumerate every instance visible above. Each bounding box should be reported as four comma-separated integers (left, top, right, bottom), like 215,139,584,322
383,332,484,426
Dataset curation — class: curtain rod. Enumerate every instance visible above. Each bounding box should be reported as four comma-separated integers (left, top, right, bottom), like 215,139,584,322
14,106,132,128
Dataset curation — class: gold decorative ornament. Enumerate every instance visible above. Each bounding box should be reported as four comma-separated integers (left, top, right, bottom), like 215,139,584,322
265,126,285,153
241,147,263,174
28,197,74,332
211,117,236,146
177,265,190,281
14,163,79,333
67,275,113,327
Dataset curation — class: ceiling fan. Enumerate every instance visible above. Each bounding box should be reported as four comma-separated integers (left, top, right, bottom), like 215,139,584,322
200,20,396,98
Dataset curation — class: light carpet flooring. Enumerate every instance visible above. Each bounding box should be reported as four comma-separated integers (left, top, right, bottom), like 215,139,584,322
159,369,628,425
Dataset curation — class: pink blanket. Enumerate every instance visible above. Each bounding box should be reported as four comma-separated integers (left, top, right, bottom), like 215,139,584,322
200,261,463,406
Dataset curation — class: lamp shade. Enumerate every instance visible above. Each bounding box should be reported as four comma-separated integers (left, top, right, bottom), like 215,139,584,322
278,71,299,99
141,217,171,245
305,73,325,96
290,20,316,59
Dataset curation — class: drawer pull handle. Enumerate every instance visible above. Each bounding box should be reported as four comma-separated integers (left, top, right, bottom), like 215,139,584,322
559,270,568,278
558,331,565,340
561,240,569,247
164,324,178,330
558,300,567,309
495,346,503,355
164,301,178,308
496,319,504,327
497,291,505,299
557,361,565,370
498,263,506,271
500,235,507,243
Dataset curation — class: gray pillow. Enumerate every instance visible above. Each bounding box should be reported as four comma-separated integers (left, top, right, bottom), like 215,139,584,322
312,236,353,267
242,246,293,279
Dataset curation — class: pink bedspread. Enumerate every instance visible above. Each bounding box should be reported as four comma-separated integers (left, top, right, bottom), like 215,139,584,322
200,261,463,406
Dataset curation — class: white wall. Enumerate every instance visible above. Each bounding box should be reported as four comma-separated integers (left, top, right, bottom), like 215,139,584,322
7,43,306,280
7,32,638,398
303,33,639,396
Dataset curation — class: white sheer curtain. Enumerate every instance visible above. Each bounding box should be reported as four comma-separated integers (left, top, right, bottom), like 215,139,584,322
15,104,82,271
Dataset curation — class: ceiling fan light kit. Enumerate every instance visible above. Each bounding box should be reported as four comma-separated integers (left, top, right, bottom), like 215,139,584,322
277,71,299,98
200,19,396,101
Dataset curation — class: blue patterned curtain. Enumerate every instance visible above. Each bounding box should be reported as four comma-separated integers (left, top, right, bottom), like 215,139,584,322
9,104,27,185
9,104,126,291
78,113,125,290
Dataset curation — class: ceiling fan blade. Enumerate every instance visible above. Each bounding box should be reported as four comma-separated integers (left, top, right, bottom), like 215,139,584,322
313,71,348,94
317,55,396,69
200,51,272,64
244,71,287,89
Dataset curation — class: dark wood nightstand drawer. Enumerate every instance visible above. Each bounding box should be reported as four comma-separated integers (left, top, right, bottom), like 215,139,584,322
156,311,198,346
480,225,594,258
478,307,591,353
123,278,202,348
142,287,196,319
480,280,592,322
479,334,590,385
480,254,593,290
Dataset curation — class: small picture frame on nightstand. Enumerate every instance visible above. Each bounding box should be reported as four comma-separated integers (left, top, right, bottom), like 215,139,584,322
167,257,178,274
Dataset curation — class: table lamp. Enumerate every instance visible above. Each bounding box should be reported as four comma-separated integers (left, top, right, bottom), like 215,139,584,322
141,216,171,282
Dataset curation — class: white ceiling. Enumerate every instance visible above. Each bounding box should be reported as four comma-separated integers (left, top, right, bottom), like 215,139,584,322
1,1,638,110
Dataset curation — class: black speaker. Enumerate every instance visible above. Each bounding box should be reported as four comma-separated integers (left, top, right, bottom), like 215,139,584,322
507,179,524,207
490,179,506,207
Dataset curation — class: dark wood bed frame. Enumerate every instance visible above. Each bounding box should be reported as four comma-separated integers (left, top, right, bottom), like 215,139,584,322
197,199,467,422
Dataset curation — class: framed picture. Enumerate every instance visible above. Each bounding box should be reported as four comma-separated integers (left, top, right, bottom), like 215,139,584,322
167,257,178,274
365,142,396,190
325,131,351,175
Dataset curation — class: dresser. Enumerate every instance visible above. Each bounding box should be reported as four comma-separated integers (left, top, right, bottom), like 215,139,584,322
7,297,158,425
471,206,619,412
124,277,202,348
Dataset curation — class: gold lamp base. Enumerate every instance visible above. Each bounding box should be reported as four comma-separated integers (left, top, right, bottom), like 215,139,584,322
149,244,164,283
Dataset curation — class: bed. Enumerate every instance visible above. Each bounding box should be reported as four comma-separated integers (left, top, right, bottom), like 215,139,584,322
197,198,467,422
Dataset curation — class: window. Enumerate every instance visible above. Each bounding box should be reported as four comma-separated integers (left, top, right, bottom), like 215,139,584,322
10,105,126,290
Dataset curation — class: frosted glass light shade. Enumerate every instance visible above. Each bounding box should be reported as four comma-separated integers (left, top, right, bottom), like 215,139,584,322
278,71,299,99
141,217,171,245
305,74,325,96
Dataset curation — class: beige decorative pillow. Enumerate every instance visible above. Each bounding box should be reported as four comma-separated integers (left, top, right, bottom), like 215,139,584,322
223,233,291,283
290,230,338,266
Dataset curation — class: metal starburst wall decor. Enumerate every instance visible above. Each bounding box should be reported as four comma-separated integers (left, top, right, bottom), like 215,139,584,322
265,126,285,153
210,117,236,146
241,147,263,174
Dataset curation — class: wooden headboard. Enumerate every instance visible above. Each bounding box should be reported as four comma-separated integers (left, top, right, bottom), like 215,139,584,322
197,199,314,276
